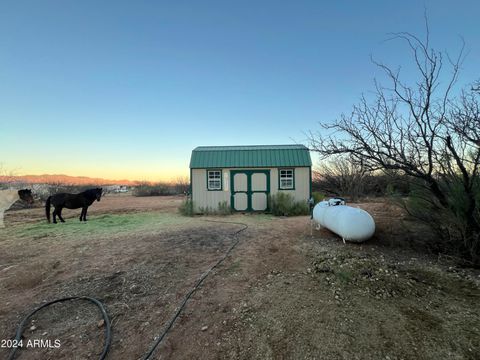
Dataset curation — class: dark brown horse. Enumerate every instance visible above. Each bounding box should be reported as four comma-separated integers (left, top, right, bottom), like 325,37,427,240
46,188,102,223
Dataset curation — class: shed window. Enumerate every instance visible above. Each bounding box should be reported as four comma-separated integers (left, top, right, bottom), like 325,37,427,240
279,169,294,189
207,170,222,190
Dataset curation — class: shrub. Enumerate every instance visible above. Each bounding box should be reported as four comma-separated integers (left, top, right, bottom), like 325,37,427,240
198,201,232,216
313,156,366,201
312,191,325,204
269,192,309,216
403,177,480,266
133,182,174,197
217,201,232,215
312,166,411,200
178,198,194,216
173,176,190,194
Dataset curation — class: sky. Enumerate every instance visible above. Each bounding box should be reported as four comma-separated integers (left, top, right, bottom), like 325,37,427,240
0,0,479,182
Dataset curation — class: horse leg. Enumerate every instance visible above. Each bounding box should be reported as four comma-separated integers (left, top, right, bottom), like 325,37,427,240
79,208,84,221
52,207,58,224
57,207,65,223
82,206,89,221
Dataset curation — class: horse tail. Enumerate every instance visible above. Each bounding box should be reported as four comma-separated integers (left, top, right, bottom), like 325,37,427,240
46,196,51,223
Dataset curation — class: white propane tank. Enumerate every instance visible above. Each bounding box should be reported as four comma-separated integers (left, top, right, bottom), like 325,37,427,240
313,199,375,243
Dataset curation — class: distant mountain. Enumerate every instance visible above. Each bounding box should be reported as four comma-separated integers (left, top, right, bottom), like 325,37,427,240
0,174,140,186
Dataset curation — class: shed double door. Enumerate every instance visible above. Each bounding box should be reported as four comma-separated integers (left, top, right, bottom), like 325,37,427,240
230,170,270,211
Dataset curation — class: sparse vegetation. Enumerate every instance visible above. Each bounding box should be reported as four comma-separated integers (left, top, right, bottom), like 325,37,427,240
269,192,309,216
133,178,191,197
313,159,412,200
197,201,232,216
173,176,190,195
178,198,195,216
132,182,175,197
217,200,232,215
0,163,18,187
313,155,367,201
311,191,325,204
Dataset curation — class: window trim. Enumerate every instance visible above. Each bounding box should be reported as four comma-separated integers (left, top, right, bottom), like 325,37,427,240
278,168,295,190
207,169,223,191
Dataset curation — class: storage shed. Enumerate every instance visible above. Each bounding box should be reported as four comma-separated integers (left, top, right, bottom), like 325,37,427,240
189,145,312,212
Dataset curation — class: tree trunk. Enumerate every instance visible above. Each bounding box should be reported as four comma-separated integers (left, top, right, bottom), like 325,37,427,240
428,179,449,208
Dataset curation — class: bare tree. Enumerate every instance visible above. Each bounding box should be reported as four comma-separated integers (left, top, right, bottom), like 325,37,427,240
314,155,367,201
308,29,480,265
472,80,480,93
0,163,19,187
173,176,190,195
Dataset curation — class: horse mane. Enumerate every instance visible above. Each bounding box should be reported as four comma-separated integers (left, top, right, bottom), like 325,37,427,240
81,188,101,199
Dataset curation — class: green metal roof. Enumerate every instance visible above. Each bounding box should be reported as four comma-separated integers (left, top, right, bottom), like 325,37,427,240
190,145,312,169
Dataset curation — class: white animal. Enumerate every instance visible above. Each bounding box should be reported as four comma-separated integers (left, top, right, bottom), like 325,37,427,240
0,189,34,228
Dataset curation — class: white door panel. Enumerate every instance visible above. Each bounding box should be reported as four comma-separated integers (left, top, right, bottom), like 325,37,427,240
233,173,247,192
233,193,248,211
252,192,267,211
251,173,267,191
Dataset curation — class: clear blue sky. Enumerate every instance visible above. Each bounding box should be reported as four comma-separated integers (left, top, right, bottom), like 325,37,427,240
1,0,478,181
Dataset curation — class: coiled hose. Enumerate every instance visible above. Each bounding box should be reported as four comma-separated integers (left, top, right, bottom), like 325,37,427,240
7,296,111,360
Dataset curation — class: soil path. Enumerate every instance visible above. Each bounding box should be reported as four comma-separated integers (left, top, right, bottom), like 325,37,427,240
1,195,479,359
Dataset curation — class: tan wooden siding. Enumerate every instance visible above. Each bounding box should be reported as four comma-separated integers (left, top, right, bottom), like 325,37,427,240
191,167,310,212
269,167,310,202
191,169,230,211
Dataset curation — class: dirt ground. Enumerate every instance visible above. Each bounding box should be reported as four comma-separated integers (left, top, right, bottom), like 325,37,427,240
1,195,479,360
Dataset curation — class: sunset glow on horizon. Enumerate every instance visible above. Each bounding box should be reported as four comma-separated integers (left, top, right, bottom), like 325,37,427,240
15,169,189,184
1,157,190,183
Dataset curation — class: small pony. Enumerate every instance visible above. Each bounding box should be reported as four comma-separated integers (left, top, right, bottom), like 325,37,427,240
0,189,34,228
46,188,103,223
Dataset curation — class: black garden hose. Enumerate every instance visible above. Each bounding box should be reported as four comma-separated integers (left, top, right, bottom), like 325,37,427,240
142,220,248,360
8,220,247,360
7,296,111,360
